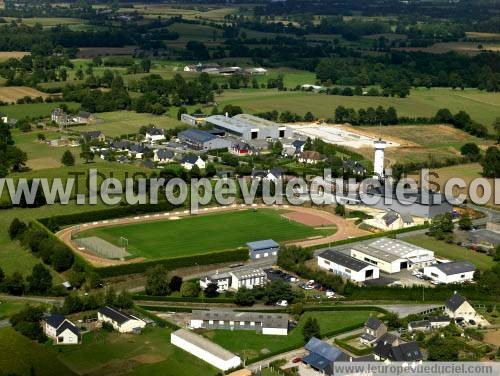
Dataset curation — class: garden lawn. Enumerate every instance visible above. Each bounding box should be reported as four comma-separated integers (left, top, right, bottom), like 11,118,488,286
404,234,495,270
49,327,218,376
78,209,333,259
0,327,75,376
202,310,379,362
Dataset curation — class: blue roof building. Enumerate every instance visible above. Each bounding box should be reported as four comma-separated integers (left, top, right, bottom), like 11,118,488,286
178,128,231,151
303,337,349,375
247,239,279,260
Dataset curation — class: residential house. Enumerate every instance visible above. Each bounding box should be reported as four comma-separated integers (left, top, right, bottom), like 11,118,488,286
145,128,166,142
97,306,146,333
298,150,322,164
111,139,130,151
444,292,478,322
181,155,206,170
266,167,284,182
81,130,105,143
73,111,96,124
154,149,174,164
423,261,476,284
43,313,81,345
0,112,7,124
302,337,349,375
360,317,387,346
190,310,288,335
408,316,450,333
199,271,232,292
373,339,423,363
230,142,253,156
51,108,69,125
343,160,368,177
128,144,149,159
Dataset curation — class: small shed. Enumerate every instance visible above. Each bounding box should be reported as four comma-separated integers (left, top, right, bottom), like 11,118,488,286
246,239,279,259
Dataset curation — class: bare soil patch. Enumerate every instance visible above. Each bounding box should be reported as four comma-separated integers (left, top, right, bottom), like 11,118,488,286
0,86,49,103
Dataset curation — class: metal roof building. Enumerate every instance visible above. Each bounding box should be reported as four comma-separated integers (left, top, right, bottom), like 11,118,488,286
423,260,476,284
170,329,241,371
246,239,279,260
318,249,380,282
205,114,292,141
178,128,231,151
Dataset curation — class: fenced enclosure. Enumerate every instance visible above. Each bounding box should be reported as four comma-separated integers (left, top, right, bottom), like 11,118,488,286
74,236,131,260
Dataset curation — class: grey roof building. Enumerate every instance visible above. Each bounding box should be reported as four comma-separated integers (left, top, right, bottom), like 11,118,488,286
178,128,231,150
433,261,476,275
445,293,467,313
247,239,279,259
206,114,292,141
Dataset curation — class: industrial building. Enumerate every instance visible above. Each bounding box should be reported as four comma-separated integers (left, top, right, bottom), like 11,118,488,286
341,237,435,274
170,329,241,371
247,239,279,259
190,310,289,335
423,261,476,284
317,249,380,282
205,114,292,141
178,128,231,150
180,113,206,126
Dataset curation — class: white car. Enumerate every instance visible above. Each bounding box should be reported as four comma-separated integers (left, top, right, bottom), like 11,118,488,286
325,290,335,298
276,300,288,307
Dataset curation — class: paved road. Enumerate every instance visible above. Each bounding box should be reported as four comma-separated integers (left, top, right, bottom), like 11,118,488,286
0,294,63,305
375,304,442,317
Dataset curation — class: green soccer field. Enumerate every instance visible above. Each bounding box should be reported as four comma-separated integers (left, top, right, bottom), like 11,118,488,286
77,209,333,260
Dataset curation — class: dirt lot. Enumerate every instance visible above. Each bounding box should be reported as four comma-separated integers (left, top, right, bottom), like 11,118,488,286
483,329,500,347
0,86,49,103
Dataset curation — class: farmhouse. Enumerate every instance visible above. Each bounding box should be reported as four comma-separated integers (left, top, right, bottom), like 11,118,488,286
73,111,96,124
230,267,267,290
43,313,81,345
360,317,387,346
51,108,69,125
302,337,349,375
153,149,174,164
199,271,232,292
206,113,292,141
97,306,146,333
181,155,206,170
171,329,241,371
298,150,322,164
345,238,434,274
145,128,166,142
81,130,105,143
423,260,476,284
444,292,478,322
178,128,231,150
318,249,380,282
247,239,279,259
190,310,289,335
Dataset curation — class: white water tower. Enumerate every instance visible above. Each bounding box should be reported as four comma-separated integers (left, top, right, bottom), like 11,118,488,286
373,139,387,178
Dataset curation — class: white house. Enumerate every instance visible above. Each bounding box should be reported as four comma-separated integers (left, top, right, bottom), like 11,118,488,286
43,313,81,345
97,306,146,333
190,310,288,335
408,316,450,332
444,293,479,322
230,267,267,290
145,128,166,142
199,271,232,292
423,261,476,284
0,112,7,124
171,329,241,371
181,155,206,170
318,249,379,282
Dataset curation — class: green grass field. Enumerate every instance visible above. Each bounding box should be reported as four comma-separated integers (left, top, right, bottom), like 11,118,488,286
71,110,183,137
78,209,333,260
404,234,495,270
203,310,379,361
0,102,80,119
214,87,500,129
47,327,217,376
0,327,75,376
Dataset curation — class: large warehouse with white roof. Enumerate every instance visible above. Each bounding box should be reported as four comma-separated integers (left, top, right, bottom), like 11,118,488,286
206,113,292,141
340,237,435,274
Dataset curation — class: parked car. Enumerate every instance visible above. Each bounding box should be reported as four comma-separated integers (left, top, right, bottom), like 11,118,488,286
292,357,302,364
313,294,321,300
326,290,335,298
276,300,288,307
298,282,307,289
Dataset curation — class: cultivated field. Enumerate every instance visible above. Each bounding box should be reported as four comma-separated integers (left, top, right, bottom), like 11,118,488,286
76,209,333,260
0,86,49,103
403,234,494,270
0,51,30,62
120,4,237,22
355,124,492,164
203,310,380,361
214,87,500,128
